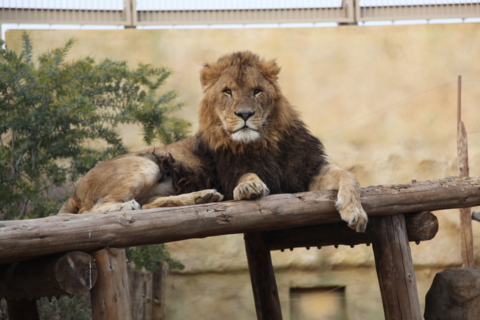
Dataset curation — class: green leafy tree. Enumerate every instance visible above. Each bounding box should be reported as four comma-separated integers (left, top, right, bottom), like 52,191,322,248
126,243,184,272
0,33,190,220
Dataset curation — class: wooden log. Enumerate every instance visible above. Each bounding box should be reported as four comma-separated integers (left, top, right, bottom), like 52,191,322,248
268,211,438,250
6,299,39,320
244,232,283,320
151,262,166,320
457,120,474,268
370,214,422,320
0,251,97,299
405,211,439,241
90,248,132,320
0,176,479,265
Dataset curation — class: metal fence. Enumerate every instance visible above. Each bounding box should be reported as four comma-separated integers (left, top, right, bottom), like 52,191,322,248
0,0,479,26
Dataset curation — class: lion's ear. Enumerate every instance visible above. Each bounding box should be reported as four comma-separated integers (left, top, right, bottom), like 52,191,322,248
200,64,220,90
262,60,281,83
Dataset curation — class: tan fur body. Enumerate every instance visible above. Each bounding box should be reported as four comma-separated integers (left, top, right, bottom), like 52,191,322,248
194,51,368,232
59,137,223,214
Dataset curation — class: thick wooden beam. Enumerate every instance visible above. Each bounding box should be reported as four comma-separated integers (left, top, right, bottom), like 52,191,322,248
268,212,438,250
0,251,97,299
90,248,132,320
245,232,283,320
0,176,479,264
370,214,422,320
6,299,39,320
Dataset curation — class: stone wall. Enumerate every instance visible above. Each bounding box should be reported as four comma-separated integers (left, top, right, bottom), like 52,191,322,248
6,22,480,319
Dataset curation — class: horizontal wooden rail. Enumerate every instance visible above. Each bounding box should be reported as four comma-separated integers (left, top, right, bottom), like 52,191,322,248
267,211,438,250
0,176,479,265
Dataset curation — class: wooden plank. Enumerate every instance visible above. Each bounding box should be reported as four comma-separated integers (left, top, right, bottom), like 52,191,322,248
0,176,479,264
370,214,422,320
268,211,438,250
151,262,166,320
0,251,97,299
6,299,39,320
244,232,283,320
90,248,132,320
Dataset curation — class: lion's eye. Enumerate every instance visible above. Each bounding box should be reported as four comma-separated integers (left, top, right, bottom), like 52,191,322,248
223,88,232,95
253,88,262,95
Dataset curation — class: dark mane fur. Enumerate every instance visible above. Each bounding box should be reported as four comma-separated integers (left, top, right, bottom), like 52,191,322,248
194,121,328,200
138,152,215,195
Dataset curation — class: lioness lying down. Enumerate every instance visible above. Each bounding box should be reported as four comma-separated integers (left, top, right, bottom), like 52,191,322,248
60,51,367,232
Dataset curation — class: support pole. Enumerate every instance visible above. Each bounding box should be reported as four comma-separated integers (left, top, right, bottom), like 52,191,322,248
6,299,39,320
370,214,422,320
90,248,132,320
151,262,166,320
457,75,474,267
244,232,283,320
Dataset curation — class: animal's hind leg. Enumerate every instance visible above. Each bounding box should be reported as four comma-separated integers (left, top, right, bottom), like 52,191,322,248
309,164,368,232
142,189,224,209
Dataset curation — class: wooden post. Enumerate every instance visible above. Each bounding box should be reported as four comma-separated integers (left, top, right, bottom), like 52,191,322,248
6,299,39,320
90,248,133,320
244,232,283,320
457,76,474,267
151,262,166,320
370,214,422,320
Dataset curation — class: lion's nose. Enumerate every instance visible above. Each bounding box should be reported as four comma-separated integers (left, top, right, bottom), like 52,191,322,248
235,111,255,121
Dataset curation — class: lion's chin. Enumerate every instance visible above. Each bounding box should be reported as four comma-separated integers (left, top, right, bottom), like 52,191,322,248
231,129,260,144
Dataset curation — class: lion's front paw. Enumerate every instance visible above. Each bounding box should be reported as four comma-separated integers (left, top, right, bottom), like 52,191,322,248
336,195,368,233
194,189,224,204
233,180,270,201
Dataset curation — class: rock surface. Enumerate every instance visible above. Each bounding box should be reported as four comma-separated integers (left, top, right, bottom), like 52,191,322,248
425,268,480,320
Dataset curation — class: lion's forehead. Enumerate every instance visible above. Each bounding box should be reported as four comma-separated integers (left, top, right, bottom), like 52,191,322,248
216,65,268,90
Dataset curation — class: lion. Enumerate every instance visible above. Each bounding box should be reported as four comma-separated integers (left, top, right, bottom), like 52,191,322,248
58,137,224,214
193,51,368,232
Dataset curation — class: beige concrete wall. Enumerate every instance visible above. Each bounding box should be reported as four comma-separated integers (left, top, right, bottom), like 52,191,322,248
7,23,480,319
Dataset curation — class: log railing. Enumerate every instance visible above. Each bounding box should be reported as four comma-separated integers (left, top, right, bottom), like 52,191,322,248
1,176,479,320
0,176,479,265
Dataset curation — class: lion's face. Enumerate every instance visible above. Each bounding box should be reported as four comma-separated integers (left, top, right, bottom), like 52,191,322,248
210,65,275,144
199,52,291,150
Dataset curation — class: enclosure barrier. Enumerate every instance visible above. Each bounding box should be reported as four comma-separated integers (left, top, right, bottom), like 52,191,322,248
1,176,480,319
1,0,479,27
